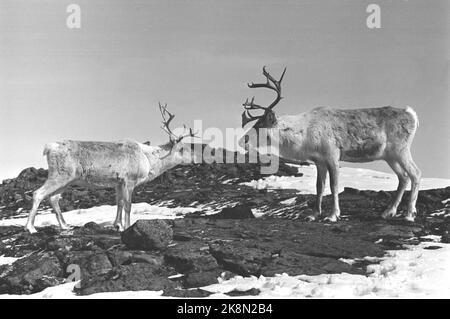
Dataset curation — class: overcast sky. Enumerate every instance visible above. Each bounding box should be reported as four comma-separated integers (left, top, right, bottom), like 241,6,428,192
0,0,449,179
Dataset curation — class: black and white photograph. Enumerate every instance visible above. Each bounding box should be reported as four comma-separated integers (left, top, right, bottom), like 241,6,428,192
0,0,449,304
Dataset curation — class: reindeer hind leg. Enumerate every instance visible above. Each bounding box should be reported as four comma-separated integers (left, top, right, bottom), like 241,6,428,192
49,193,70,230
398,151,421,221
305,162,327,221
323,158,340,222
25,177,71,233
382,160,409,219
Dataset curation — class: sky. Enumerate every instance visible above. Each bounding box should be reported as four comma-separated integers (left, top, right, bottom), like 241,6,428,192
0,0,449,179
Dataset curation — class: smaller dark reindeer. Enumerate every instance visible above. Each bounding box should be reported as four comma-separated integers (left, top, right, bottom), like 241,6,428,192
242,66,421,222
25,103,199,233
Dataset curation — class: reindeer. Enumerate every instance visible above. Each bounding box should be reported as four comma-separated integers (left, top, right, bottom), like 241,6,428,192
25,103,199,233
241,66,421,222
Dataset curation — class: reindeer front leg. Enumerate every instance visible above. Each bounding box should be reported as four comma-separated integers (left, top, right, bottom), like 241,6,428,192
113,183,125,231
306,162,327,221
324,158,340,222
123,184,135,230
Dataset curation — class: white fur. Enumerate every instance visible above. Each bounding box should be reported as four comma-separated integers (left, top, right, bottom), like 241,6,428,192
405,106,419,128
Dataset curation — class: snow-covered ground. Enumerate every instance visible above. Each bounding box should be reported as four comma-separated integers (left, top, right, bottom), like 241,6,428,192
1,166,450,298
243,165,450,194
1,240,449,299
0,256,20,266
0,202,198,229
203,240,450,298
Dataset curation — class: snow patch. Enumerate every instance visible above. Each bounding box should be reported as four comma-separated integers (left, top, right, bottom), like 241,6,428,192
243,166,450,194
0,203,198,229
203,242,450,298
0,282,164,299
0,255,19,266
280,197,297,205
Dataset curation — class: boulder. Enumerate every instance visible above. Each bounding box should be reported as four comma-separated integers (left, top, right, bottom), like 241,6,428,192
0,252,64,294
57,251,113,279
164,242,218,273
182,270,220,288
77,263,178,295
121,220,173,251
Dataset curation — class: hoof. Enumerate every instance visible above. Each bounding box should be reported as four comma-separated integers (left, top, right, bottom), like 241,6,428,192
114,223,125,232
404,214,415,222
323,215,339,223
60,224,71,231
304,215,317,222
381,209,396,219
25,226,37,234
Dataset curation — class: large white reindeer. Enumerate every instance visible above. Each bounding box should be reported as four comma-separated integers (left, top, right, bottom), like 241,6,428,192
242,67,421,222
25,103,199,233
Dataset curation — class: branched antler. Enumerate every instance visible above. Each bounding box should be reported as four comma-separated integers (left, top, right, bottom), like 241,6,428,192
159,102,198,145
159,102,177,142
176,124,199,143
245,66,286,110
242,96,267,111
242,66,286,126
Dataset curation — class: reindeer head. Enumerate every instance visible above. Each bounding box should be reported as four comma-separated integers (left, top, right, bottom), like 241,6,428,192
158,102,200,164
241,66,286,130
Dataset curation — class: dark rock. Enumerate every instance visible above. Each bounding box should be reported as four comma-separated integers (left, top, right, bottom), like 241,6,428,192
423,245,443,250
0,252,64,294
209,242,268,276
173,231,193,241
164,242,218,273
261,251,359,276
226,288,261,296
46,236,95,251
212,205,255,219
163,288,212,298
129,252,164,266
56,251,113,279
1,231,49,257
121,220,173,251
183,270,220,288
0,226,23,238
343,187,360,195
17,167,40,181
77,222,104,234
441,232,450,244
107,250,133,266
91,235,122,250
77,263,178,295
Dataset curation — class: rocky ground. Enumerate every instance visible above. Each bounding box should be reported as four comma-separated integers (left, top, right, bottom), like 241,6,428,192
0,161,449,297
0,158,302,219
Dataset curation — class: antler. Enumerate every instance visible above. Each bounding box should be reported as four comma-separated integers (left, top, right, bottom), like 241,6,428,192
244,66,286,111
159,102,177,143
176,124,198,143
242,66,286,126
159,102,198,144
